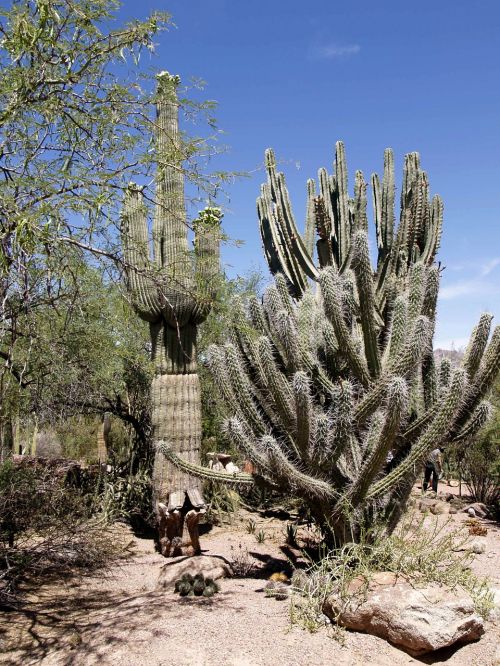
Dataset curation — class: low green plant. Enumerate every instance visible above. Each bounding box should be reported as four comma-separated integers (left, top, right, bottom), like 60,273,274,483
246,518,256,534
174,572,220,598
285,522,298,547
229,543,256,577
255,529,267,543
290,513,494,634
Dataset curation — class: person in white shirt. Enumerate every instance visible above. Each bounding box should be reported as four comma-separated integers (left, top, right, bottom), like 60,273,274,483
423,447,444,493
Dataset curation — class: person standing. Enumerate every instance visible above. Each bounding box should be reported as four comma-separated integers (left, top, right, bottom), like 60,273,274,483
423,447,444,493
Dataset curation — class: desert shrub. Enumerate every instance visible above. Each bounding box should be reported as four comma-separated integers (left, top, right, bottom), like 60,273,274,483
461,431,500,509
55,415,99,461
290,513,494,634
0,459,123,607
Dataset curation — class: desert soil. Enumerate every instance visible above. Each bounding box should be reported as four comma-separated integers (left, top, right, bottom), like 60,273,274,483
0,482,499,666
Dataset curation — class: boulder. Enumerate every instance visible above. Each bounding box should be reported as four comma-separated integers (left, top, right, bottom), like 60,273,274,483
430,501,450,515
323,572,484,656
157,555,232,589
463,503,489,518
418,498,437,512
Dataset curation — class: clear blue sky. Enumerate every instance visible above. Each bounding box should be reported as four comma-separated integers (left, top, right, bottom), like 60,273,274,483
120,0,500,349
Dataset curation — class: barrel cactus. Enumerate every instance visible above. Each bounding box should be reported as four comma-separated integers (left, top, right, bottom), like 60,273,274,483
120,72,222,556
159,142,499,548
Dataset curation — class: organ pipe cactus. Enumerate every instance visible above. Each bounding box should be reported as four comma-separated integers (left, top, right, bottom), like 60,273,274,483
121,72,222,556
258,143,442,301
159,143,500,547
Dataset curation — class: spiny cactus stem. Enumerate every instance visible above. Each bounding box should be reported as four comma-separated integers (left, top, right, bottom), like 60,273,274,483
348,377,408,505
367,369,467,499
352,231,381,377
463,313,493,380
156,441,255,487
319,268,371,388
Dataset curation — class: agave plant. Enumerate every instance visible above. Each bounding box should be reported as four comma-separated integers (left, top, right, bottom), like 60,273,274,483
159,143,499,548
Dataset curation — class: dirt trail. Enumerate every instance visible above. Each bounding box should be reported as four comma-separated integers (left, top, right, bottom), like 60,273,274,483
0,485,498,666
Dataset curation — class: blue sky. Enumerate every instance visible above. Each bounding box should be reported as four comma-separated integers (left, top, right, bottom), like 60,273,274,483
120,0,500,349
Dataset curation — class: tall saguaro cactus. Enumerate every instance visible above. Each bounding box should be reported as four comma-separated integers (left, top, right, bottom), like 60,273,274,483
121,72,221,556
158,143,500,548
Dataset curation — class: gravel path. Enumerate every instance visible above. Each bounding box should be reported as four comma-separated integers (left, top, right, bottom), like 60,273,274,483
0,489,498,666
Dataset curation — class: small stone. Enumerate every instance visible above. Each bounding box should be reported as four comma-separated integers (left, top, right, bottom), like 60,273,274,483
430,502,450,515
470,540,486,554
467,508,476,517
453,539,486,554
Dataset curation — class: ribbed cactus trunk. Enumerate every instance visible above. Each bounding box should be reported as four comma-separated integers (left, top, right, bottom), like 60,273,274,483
157,142,500,550
121,72,221,556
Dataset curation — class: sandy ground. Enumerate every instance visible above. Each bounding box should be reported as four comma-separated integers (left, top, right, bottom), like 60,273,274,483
0,483,499,666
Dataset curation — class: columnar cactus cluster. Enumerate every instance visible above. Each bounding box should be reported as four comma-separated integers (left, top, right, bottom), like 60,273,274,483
258,143,443,302
159,143,499,547
121,72,222,556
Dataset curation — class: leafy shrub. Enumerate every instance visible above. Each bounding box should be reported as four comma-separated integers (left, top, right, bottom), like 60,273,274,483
462,433,500,508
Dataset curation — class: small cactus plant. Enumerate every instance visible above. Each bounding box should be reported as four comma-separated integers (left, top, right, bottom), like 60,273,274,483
174,572,220,597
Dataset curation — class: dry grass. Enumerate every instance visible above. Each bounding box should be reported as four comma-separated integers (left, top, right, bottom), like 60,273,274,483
290,513,494,635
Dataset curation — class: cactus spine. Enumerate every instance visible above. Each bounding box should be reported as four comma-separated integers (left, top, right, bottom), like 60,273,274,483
121,72,221,555
162,140,499,547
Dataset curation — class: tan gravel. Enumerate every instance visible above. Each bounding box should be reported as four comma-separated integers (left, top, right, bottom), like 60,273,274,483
0,486,498,666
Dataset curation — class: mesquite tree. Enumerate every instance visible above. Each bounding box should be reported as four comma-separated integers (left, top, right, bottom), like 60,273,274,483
159,144,499,547
121,72,221,556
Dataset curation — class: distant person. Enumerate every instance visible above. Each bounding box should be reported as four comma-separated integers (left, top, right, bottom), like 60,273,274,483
423,447,444,493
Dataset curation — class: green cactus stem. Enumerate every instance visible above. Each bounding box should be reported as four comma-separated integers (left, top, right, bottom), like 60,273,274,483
163,141,499,548
120,72,222,556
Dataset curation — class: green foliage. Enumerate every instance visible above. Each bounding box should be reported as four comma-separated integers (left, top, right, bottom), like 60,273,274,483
94,467,153,527
461,377,500,507
0,261,152,463
0,0,170,270
246,518,256,534
255,529,266,543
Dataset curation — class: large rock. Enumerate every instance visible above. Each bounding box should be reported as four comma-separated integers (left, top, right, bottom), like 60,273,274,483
323,572,484,656
463,502,489,518
157,555,232,589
